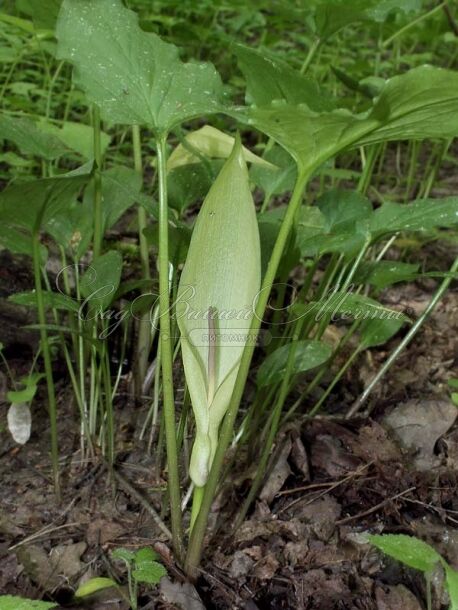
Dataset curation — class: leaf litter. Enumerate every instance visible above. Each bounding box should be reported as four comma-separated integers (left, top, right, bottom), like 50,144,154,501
0,220,457,609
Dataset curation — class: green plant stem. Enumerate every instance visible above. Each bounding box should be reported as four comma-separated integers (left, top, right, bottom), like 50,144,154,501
190,485,204,532
185,171,309,577
156,135,184,561
347,255,458,417
300,37,321,74
132,124,152,395
92,105,103,260
103,344,114,468
404,140,420,201
358,145,380,195
309,348,360,417
382,2,446,47
45,60,65,121
32,210,60,499
421,139,451,198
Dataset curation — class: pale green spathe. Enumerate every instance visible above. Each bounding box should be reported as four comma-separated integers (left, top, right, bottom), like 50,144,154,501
177,137,261,487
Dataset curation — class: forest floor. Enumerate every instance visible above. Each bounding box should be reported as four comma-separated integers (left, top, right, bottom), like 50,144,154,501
0,253,457,609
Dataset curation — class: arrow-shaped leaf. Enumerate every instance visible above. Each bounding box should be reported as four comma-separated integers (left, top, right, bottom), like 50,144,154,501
56,0,226,133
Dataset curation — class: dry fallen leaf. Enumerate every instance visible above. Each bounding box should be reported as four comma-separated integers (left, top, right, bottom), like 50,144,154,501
260,438,292,503
384,399,457,470
229,550,254,579
160,577,206,610
376,584,422,610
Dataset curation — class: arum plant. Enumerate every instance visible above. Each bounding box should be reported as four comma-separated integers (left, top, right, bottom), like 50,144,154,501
26,0,456,580
176,137,261,525
56,0,227,560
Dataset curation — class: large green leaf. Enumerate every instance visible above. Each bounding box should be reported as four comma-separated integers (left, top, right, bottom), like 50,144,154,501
295,201,370,258
303,0,423,40
0,114,68,160
359,317,405,349
0,164,92,233
258,206,302,275
299,227,369,258
369,534,441,573
0,225,47,260
370,197,458,236
38,119,111,159
80,250,123,311
360,67,458,145
176,138,261,487
9,291,79,312
19,0,62,30
316,189,373,233
56,0,226,133
83,165,143,233
293,190,374,258
257,340,332,387
355,261,421,289
245,66,458,173
250,145,297,201
235,44,332,110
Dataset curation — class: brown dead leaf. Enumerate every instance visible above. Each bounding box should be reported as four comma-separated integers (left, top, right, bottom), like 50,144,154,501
284,540,309,567
285,495,341,541
16,544,61,591
229,550,254,579
351,421,401,463
86,518,126,546
0,509,24,537
310,434,361,477
49,541,86,579
235,517,307,544
16,541,86,592
260,438,292,503
376,584,422,610
0,547,19,591
301,568,351,605
290,434,310,480
384,400,457,470
160,577,206,610
252,552,279,580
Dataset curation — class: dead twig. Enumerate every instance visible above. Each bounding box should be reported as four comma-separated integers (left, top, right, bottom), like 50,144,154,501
113,467,172,540
277,461,373,515
336,486,416,525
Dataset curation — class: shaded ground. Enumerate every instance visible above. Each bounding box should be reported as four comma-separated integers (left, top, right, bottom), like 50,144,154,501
0,266,457,609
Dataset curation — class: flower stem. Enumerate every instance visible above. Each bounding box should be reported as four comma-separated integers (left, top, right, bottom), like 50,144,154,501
132,125,152,395
156,135,184,561
300,37,321,74
92,104,103,260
